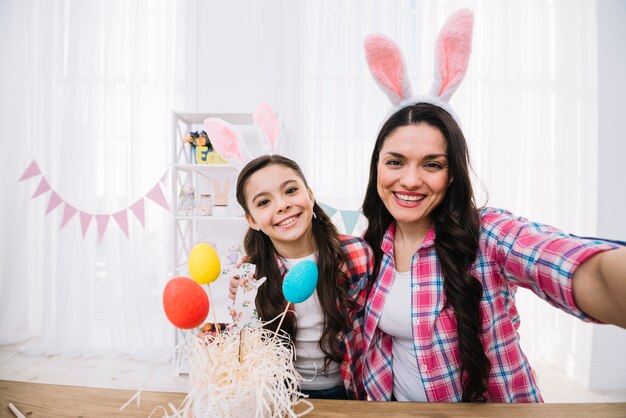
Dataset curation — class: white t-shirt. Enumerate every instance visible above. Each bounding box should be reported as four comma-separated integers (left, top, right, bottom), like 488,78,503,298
377,269,428,401
282,254,343,390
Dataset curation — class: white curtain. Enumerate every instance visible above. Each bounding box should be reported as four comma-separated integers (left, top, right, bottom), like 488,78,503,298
0,0,187,359
0,0,607,368
300,0,599,362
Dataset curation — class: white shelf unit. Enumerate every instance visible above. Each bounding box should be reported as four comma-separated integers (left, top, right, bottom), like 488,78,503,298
170,111,252,374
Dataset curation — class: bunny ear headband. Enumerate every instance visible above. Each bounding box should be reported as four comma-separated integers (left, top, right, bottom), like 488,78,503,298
364,8,473,125
203,103,282,169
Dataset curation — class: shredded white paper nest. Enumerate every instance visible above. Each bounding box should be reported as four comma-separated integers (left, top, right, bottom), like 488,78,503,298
174,324,312,418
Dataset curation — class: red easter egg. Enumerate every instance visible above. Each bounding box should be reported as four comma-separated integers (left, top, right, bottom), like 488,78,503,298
163,277,209,329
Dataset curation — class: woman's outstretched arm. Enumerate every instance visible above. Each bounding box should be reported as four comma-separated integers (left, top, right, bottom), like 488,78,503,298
573,247,626,328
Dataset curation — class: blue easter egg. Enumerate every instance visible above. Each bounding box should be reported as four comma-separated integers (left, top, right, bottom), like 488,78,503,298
282,260,318,303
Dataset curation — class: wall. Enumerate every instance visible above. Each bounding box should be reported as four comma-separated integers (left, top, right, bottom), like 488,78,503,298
587,0,626,390
191,0,311,172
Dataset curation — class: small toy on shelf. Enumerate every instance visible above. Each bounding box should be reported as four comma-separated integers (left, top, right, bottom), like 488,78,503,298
194,131,212,164
183,130,229,165
177,185,195,216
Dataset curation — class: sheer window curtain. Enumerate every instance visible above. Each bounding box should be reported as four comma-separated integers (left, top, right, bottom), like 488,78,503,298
0,0,188,359
300,0,599,362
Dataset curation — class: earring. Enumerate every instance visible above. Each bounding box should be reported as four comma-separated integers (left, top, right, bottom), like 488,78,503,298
312,212,317,220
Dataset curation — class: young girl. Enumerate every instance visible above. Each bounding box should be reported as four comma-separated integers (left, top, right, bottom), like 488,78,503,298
229,154,374,400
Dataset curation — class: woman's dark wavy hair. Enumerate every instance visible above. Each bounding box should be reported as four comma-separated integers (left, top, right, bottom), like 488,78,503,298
362,103,490,402
236,155,352,369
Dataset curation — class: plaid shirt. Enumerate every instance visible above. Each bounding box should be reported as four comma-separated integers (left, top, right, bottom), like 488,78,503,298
363,207,622,402
277,235,374,400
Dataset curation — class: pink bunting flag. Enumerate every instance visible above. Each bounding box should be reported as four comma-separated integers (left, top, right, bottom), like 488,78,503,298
19,159,173,240
45,191,63,215
60,203,77,229
160,169,169,185
96,215,109,242
146,183,170,211
113,210,129,238
80,212,93,237
130,199,145,227
19,161,42,181
31,177,51,199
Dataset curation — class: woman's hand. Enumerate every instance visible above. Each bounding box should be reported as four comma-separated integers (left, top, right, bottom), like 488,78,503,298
573,247,626,328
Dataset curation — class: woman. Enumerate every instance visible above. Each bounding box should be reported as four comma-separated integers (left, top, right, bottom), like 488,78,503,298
360,102,626,403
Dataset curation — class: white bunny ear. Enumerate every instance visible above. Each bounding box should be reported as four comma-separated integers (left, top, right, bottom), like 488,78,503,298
253,103,281,153
203,118,253,166
429,9,474,102
364,33,413,105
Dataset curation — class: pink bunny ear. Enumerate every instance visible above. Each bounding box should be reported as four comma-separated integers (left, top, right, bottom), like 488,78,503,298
430,9,474,102
203,118,251,164
364,33,413,105
253,103,281,153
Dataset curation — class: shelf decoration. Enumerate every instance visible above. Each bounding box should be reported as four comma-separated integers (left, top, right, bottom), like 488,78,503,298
178,185,196,216
183,130,229,165
318,202,366,236
19,160,170,241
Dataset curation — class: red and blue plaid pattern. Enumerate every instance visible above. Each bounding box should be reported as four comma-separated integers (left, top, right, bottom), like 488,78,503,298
277,234,374,399
363,207,621,402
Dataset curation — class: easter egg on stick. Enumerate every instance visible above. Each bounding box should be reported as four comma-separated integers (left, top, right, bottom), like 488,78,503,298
282,260,318,303
273,260,319,341
188,242,221,285
163,277,209,329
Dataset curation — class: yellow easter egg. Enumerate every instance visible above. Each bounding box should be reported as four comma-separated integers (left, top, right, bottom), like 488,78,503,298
188,243,221,284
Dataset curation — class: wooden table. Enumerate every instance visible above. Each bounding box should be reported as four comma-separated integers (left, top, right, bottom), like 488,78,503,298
1,380,625,417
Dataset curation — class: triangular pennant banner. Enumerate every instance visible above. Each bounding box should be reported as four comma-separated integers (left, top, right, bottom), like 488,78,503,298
96,215,110,242
31,177,51,199
319,202,337,218
80,212,93,237
60,203,77,229
340,210,361,236
130,199,145,227
19,161,41,181
45,191,63,215
19,159,172,239
113,210,129,238
160,169,169,185
146,183,170,211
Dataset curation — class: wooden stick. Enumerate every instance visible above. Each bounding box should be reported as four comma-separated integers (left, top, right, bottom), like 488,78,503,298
238,328,244,363
272,303,291,342
8,403,26,418
206,284,220,333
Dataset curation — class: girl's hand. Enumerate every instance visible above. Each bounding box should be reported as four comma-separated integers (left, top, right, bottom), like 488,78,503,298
228,255,251,302
228,275,240,301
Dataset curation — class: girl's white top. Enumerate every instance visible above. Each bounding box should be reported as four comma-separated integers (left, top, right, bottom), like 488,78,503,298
283,254,343,391
378,269,428,401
